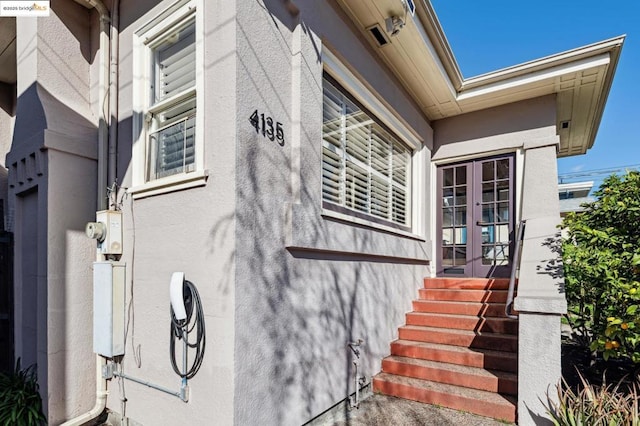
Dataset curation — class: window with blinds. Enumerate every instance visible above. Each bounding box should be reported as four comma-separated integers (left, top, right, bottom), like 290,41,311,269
322,76,411,227
147,20,196,181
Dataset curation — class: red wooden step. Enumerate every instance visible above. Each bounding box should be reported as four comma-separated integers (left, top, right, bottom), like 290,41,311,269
424,278,511,290
373,372,517,423
391,339,517,373
398,325,518,353
406,312,518,335
412,300,508,317
418,288,508,303
382,356,518,396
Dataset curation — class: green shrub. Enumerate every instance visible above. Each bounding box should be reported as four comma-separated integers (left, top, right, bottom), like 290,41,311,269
0,358,46,425
546,372,639,426
562,171,640,362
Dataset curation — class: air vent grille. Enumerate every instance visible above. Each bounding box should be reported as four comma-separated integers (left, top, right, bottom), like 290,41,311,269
368,24,389,47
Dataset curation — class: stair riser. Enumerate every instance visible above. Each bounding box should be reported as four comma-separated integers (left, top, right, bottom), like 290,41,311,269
373,377,516,423
399,328,517,353
406,313,518,335
424,278,511,290
382,359,518,396
412,301,508,318
419,289,509,303
391,342,517,373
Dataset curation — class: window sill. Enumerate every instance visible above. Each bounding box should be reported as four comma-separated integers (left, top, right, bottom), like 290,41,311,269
129,169,209,199
285,203,430,263
321,208,425,241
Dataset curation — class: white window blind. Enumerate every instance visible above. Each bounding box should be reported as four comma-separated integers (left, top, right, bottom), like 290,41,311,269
148,20,196,181
153,22,196,103
322,77,411,227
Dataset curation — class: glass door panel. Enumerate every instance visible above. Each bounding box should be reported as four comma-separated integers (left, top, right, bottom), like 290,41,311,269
437,155,514,277
438,164,470,275
473,156,514,277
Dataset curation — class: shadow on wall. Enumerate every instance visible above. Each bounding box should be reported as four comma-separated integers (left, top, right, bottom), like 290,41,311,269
11,83,97,152
0,82,16,117
232,144,405,425
9,80,98,422
540,233,565,292
228,3,421,424
52,1,93,64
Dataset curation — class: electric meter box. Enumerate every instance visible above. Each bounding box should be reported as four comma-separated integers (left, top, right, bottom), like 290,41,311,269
93,261,125,357
96,210,122,255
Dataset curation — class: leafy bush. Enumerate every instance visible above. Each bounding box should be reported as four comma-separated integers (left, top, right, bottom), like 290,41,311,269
546,372,639,426
561,171,640,362
0,359,46,425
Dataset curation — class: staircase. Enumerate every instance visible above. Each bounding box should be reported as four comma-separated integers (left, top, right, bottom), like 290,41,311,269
373,278,518,423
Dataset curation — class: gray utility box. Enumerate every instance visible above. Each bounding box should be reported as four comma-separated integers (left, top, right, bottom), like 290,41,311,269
93,261,126,357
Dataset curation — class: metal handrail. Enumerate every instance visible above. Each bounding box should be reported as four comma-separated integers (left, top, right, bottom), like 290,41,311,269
505,220,526,319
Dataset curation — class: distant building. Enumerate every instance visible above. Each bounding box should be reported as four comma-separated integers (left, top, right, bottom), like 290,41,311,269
558,181,595,216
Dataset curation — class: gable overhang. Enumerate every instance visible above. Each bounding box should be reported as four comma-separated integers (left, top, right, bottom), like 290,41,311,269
334,0,625,157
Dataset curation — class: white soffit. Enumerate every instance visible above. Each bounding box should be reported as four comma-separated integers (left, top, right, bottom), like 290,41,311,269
333,0,625,156
0,17,16,84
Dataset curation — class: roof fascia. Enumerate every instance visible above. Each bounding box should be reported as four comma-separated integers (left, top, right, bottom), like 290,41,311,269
417,0,626,100
457,53,610,101
416,0,463,91
460,36,626,91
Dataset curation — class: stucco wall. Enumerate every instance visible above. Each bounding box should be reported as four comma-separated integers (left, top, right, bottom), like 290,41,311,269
432,95,557,161
515,143,566,426
234,2,432,424
9,2,99,423
0,86,13,224
46,148,97,425
111,0,237,424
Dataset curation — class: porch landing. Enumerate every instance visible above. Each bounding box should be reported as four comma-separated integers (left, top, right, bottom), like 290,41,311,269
331,393,514,426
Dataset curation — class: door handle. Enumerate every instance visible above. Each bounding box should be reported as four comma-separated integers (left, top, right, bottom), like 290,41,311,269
477,221,509,226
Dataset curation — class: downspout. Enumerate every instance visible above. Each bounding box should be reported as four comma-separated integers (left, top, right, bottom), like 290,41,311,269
60,1,113,425
108,0,119,190
74,0,110,210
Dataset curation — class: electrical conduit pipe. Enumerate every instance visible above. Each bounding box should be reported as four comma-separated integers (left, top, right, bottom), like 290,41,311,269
61,0,115,425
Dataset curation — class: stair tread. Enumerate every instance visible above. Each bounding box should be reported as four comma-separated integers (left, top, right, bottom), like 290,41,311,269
418,289,510,303
412,300,510,318
401,324,518,340
422,288,509,292
393,339,517,359
375,372,517,406
384,355,518,380
424,278,511,290
408,312,517,322
415,300,507,306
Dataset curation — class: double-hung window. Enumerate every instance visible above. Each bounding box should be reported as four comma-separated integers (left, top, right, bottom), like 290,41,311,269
322,75,411,228
132,0,205,197
147,19,196,181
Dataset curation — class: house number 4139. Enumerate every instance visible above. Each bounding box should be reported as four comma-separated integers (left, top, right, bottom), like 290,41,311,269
249,109,284,146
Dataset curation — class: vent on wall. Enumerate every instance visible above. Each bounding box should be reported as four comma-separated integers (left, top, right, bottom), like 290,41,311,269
367,24,390,47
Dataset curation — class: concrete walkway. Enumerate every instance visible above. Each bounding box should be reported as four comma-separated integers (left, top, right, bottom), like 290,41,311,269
328,394,515,426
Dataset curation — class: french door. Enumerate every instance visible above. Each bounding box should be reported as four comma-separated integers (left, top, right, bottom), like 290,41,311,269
437,155,515,278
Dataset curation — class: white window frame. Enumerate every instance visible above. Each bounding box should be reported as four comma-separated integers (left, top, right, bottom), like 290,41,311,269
322,50,425,234
130,0,206,199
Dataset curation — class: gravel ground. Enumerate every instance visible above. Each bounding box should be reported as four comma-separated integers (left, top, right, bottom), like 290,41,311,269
329,394,514,426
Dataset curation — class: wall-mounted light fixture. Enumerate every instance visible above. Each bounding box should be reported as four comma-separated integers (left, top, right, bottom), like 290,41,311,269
385,0,414,37
385,15,405,37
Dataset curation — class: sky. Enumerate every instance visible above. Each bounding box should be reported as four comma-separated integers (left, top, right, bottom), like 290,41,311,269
430,1,640,184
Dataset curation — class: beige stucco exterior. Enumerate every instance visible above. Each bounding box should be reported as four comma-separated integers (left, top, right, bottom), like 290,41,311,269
0,1,624,425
